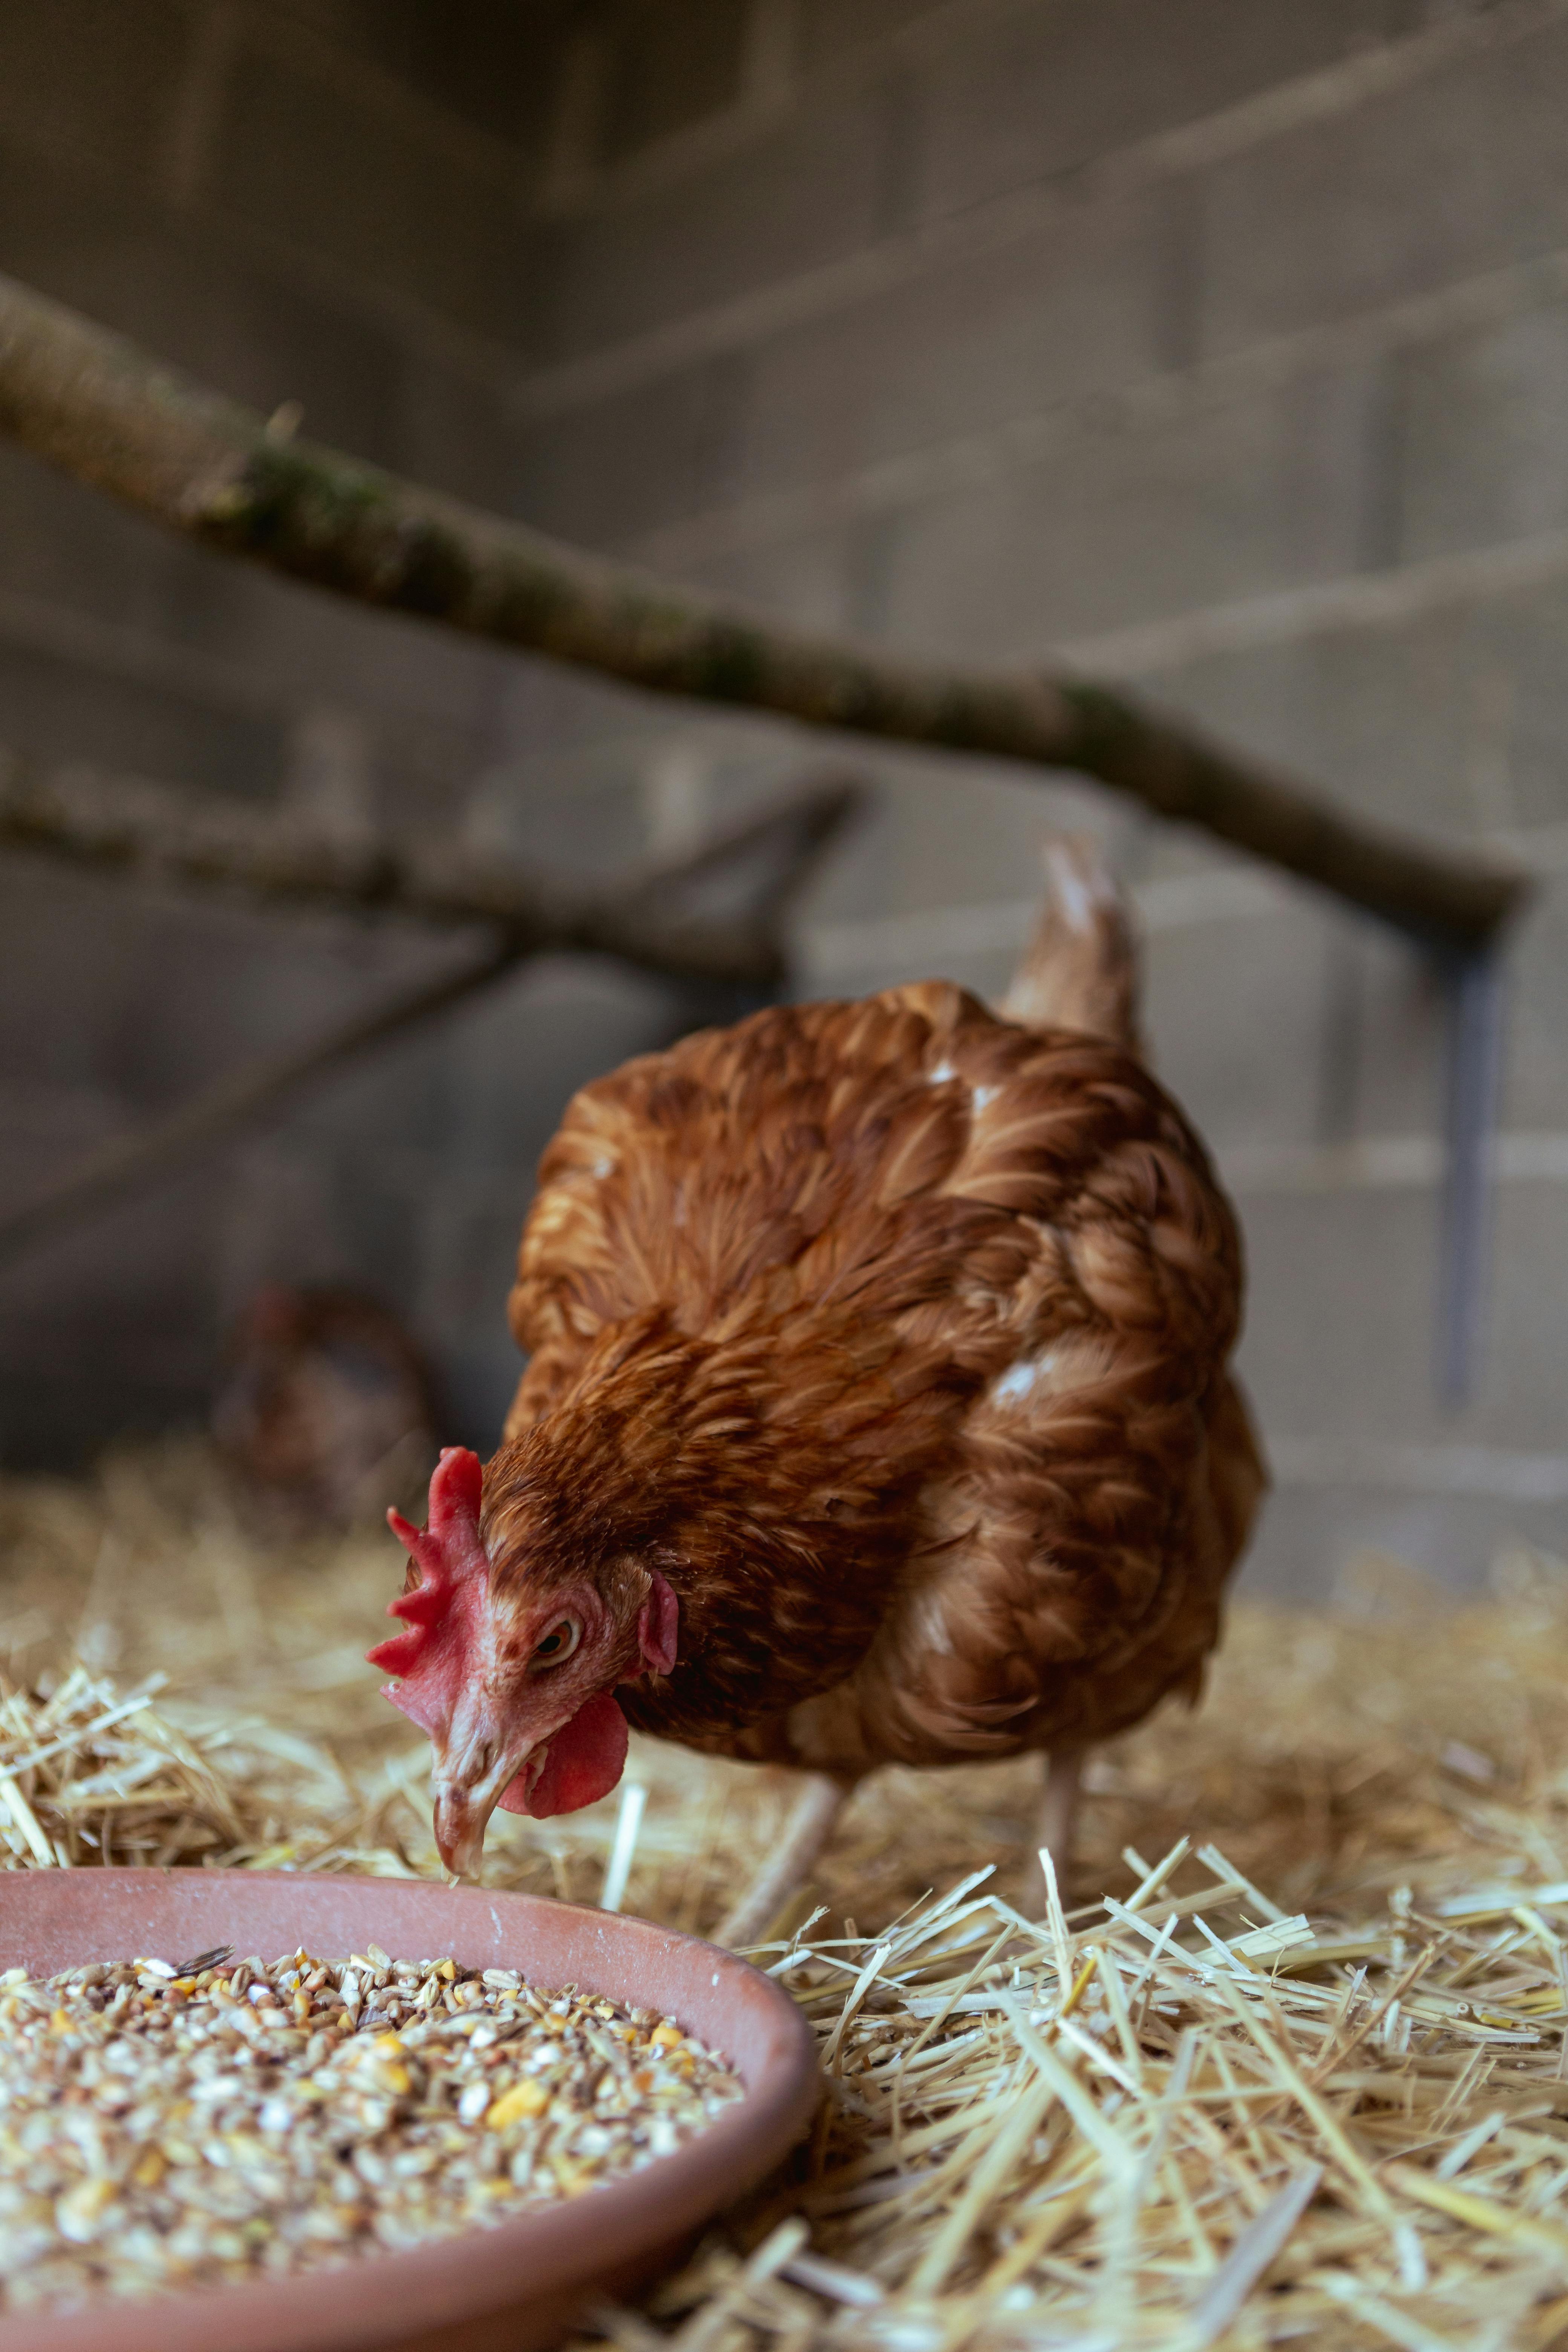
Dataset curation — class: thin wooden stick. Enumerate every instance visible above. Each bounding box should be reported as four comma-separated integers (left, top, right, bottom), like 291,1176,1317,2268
0,938,526,1269
0,777,861,1268
0,757,864,991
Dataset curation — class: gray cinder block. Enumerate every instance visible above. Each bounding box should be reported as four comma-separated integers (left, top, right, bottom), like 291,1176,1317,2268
917,0,1423,225
1200,14,1568,356
880,358,1381,653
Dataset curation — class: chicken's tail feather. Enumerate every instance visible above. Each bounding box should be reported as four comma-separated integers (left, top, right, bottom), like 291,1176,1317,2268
1000,835,1143,1056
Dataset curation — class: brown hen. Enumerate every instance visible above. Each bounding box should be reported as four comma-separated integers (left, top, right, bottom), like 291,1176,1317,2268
368,840,1266,1937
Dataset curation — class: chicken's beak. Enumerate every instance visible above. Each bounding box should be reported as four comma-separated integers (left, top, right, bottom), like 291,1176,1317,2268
432,1782,495,1879
430,1739,538,1879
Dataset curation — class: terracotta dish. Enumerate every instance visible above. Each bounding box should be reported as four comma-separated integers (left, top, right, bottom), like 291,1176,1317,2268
0,1870,819,2352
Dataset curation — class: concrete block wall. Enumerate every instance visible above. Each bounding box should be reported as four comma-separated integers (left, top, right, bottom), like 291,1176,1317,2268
0,0,1565,1606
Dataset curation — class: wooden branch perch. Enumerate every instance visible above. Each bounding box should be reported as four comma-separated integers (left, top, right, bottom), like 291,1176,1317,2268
0,777,861,1268
0,271,1527,952
0,756,864,994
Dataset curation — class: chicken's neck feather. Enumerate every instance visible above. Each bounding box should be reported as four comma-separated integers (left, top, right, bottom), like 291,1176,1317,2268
480,1306,972,1737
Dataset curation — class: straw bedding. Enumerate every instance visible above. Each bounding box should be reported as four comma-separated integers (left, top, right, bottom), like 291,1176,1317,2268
3,1441,1568,2349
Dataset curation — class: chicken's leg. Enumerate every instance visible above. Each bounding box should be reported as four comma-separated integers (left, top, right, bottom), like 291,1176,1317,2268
716,1772,856,1948
1021,1747,1085,1916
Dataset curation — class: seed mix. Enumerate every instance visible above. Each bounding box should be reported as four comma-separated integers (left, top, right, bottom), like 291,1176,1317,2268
0,1943,743,2313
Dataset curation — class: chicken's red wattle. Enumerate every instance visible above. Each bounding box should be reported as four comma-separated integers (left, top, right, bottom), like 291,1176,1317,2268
497,1690,628,1818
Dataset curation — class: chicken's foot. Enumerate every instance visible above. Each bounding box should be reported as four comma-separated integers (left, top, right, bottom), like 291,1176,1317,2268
1022,1747,1085,1917
715,1772,856,1948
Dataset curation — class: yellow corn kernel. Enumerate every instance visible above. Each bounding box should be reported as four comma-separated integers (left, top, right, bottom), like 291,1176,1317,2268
486,2078,549,2130
56,2176,114,2235
649,2024,684,2050
132,2148,167,2188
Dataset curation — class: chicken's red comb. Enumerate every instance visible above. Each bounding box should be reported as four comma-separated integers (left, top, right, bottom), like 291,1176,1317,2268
366,1446,488,1684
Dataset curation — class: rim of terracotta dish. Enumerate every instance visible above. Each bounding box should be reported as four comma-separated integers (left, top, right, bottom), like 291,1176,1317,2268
0,1870,820,2352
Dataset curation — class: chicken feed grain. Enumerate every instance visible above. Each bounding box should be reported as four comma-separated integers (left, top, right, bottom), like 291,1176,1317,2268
0,1946,741,2314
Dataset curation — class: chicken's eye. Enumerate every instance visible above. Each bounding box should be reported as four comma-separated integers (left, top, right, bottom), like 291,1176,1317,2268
531,1618,580,1666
